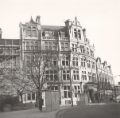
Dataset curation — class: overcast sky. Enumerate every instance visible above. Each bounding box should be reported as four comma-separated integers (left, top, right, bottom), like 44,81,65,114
0,0,120,83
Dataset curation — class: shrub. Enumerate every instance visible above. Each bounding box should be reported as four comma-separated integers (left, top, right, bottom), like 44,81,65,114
0,95,19,111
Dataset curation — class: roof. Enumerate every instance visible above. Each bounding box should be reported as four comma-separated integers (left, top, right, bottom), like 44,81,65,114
41,25,65,31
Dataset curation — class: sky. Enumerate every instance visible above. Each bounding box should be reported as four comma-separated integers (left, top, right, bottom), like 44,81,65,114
0,0,120,83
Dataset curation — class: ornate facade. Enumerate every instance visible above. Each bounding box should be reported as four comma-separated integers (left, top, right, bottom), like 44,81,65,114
0,16,114,106
19,16,97,105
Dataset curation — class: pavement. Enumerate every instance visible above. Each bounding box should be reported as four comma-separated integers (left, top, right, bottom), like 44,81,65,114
0,108,57,118
0,106,71,118
0,103,115,118
56,103,120,118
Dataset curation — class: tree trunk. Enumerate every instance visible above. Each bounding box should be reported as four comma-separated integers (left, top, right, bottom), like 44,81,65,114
18,91,23,103
37,89,43,111
20,94,23,103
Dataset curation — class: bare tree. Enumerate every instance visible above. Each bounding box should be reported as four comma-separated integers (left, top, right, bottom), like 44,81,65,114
0,60,16,95
26,50,59,111
0,59,34,102
7,67,35,103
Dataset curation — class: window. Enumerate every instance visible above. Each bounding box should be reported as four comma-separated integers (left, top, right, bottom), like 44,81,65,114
92,73,96,82
26,28,31,36
0,48,3,54
51,56,57,66
26,41,30,50
61,42,69,51
92,62,95,69
72,56,78,66
26,55,31,66
72,44,77,52
90,50,94,57
27,93,31,100
81,71,87,81
32,93,35,100
26,26,37,37
45,41,49,50
78,30,81,39
45,70,58,81
49,86,58,91
45,41,57,50
74,29,77,38
49,42,52,49
73,70,79,80
81,58,86,67
62,70,70,81
62,55,69,66
88,72,92,81
80,45,85,53
74,85,80,97
53,59,57,66
43,31,54,39
86,48,89,55
42,31,45,37
26,41,37,51
31,44,34,50
63,85,71,98
31,30,37,37
34,41,38,50
87,60,91,68
52,42,57,50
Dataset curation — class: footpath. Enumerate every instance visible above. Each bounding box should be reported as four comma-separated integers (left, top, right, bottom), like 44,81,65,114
0,108,57,118
0,103,107,118
0,106,71,118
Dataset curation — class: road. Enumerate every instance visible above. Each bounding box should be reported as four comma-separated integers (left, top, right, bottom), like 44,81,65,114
57,103,120,118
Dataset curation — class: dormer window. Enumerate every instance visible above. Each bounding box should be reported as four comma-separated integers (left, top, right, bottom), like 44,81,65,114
87,48,89,55
78,30,81,39
42,31,45,37
90,50,94,57
80,45,85,53
74,29,77,38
